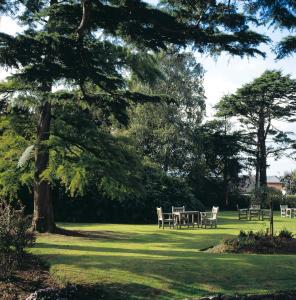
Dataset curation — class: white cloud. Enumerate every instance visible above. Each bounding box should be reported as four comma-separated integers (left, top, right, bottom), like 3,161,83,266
0,16,22,35
203,75,237,116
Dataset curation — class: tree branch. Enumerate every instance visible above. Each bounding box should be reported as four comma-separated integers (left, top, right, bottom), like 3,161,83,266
76,0,92,40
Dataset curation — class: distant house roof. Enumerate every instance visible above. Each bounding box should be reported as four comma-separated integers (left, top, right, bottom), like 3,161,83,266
267,176,281,184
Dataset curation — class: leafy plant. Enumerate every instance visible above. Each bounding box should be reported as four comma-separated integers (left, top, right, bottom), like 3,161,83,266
278,229,294,239
222,228,295,254
0,200,35,279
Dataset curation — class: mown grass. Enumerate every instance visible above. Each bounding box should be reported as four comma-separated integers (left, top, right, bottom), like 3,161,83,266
31,212,296,299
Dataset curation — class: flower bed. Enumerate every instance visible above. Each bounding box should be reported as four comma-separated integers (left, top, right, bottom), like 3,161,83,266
207,229,296,254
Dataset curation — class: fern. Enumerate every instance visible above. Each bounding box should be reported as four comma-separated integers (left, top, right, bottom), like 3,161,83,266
18,145,34,168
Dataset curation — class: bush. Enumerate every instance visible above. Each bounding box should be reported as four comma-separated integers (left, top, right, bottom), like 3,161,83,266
218,229,296,254
0,251,18,279
0,200,35,279
278,228,293,239
267,187,283,209
282,195,296,208
230,193,251,210
249,187,283,209
53,167,205,224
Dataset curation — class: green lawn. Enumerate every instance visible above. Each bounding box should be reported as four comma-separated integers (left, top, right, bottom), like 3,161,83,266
31,212,296,299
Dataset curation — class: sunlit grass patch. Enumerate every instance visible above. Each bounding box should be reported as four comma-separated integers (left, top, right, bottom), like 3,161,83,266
31,212,296,299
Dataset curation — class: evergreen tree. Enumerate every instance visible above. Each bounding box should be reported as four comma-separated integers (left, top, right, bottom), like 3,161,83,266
245,0,296,58
194,119,245,207
0,0,267,232
216,70,296,193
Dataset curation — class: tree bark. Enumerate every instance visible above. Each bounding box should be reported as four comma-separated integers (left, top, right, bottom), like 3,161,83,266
32,100,55,233
223,117,229,207
31,0,58,233
255,147,260,188
257,113,268,205
254,146,260,202
224,183,229,207
270,201,274,237
77,0,92,40
258,125,267,188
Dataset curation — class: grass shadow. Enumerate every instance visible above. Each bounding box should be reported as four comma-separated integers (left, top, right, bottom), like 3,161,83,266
36,249,296,299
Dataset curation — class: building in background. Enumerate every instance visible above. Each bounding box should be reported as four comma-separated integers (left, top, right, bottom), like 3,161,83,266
239,175,284,194
267,176,284,192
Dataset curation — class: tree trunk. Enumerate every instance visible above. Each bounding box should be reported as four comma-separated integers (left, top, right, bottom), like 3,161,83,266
255,148,260,188
223,117,229,208
257,114,267,205
259,142,267,188
270,201,274,237
223,163,229,207
224,184,229,207
32,100,55,233
254,147,260,202
32,0,58,233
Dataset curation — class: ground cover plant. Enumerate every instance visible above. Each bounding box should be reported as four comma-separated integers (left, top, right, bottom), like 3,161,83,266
30,212,296,300
209,228,296,254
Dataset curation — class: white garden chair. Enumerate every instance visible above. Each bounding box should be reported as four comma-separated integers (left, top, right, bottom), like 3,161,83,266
156,207,173,229
200,206,219,228
280,205,288,217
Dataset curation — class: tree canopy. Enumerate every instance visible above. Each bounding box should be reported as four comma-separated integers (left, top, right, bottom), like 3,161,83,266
0,0,289,232
245,0,296,58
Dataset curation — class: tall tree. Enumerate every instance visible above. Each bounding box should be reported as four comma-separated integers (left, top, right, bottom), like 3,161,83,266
128,51,205,174
194,119,245,207
216,70,296,193
0,0,267,232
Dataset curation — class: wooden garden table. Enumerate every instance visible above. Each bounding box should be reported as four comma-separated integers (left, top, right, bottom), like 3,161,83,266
173,211,200,229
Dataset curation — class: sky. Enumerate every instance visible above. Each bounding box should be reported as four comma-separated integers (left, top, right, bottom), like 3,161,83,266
0,8,296,176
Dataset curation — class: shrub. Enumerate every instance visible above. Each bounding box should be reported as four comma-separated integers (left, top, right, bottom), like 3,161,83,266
229,193,251,210
218,229,296,254
278,228,293,239
282,195,296,208
238,230,247,238
0,251,18,279
250,187,283,209
0,200,35,279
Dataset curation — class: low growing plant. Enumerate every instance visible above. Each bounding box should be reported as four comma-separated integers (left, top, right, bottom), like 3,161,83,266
0,200,36,279
278,228,293,239
218,229,296,254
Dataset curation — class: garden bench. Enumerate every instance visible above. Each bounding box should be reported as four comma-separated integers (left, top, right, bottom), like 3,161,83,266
261,209,272,220
238,208,248,220
249,205,261,220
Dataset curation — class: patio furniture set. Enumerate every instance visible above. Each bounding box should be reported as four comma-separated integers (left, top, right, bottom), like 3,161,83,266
238,205,272,221
280,205,296,218
156,206,219,229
